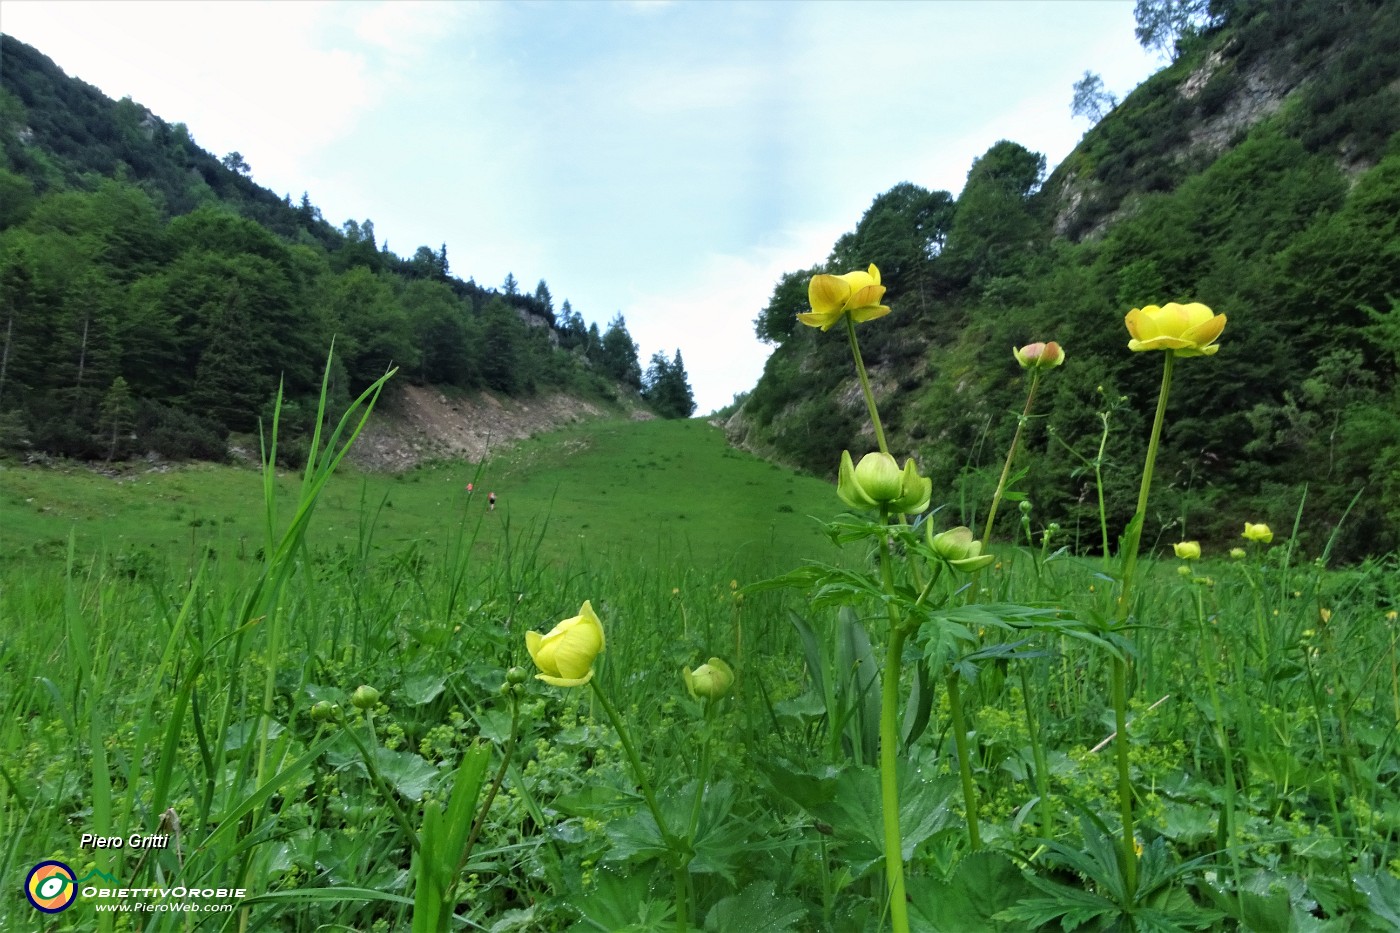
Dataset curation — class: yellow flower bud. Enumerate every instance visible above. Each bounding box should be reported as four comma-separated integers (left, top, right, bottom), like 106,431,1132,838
682,657,735,701
837,450,931,514
1230,547,1247,560
1172,541,1201,560
526,600,606,687
927,525,995,573
1013,341,1065,370
798,264,891,332
1125,302,1226,357
1242,522,1273,543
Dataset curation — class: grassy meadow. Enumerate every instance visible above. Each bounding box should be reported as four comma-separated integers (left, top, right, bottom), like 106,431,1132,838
2,394,1398,931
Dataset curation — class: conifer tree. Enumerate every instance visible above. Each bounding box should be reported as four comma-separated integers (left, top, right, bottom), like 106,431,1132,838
598,313,642,389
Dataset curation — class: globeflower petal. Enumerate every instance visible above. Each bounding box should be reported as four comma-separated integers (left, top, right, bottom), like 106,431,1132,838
808,275,851,317
891,459,932,514
848,303,892,324
846,282,887,311
837,450,879,509
796,308,845,331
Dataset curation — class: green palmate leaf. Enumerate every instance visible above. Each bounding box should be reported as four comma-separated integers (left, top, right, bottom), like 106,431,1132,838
824,515,898,544
703,880,807,932
602,805,669,866
568,863,673,933
759,757,842,811
399,672,448,706
811,763,958,867
1238,886,1296,932
908,851,1035,933
369,746,441,801
994,874,1120,931
1354,872,1400,927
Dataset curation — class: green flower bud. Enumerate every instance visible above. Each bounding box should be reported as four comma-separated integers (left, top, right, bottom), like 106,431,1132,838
1019,499,1033,516
837,451,932,514
310,701,338,723
682,657,735,701
351,685,381,710
505,666,528,685
927,525,996,573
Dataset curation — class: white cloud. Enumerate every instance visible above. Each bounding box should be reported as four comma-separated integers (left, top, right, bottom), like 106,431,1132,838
622,220,846,415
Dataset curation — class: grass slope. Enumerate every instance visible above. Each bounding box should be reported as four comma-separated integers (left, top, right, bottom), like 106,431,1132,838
0,419,843,574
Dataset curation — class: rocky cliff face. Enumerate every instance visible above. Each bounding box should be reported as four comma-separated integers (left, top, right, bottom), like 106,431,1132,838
1052,37,1300,242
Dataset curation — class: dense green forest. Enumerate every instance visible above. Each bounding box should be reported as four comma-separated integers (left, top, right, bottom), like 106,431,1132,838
0,37,694,464
740,0,1400,559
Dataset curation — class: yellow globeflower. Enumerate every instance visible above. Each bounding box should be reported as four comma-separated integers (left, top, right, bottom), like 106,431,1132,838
1124,302,1226,357
1242,522,1273,544
1173,541,1201,560
683,657,735,701
798,264,891,332
526,601,606,687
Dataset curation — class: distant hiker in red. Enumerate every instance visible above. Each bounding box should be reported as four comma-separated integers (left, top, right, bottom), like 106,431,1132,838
488,492,497,511
466,483,474,493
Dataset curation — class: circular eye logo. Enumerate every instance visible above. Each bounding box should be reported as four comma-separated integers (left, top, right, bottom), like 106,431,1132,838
26,860,77,913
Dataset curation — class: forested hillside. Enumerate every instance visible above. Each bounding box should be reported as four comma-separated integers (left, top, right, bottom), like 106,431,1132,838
737,0,1400,559
0,37,693,465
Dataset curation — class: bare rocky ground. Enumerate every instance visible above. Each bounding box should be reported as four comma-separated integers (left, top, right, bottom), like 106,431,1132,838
349,384,650,472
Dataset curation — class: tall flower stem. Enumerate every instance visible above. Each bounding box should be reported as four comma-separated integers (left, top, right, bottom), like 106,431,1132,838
879,528,911,933
1111,351,1175,901
590,681,688,932
846,314,889,455
982,369,1042,545
844,310,914,932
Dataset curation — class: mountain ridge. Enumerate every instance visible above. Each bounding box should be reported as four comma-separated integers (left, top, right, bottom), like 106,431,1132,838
733,0,1400,559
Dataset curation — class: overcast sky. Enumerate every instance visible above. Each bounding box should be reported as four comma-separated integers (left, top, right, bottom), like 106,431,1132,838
3,0,1163,413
